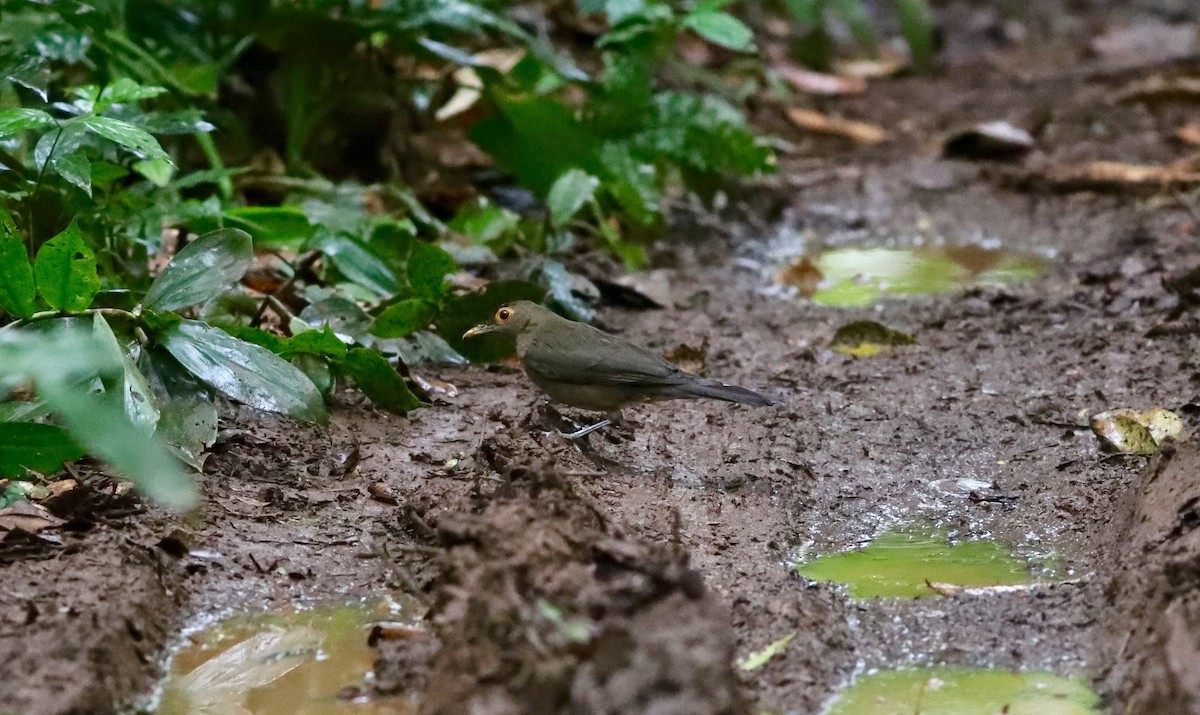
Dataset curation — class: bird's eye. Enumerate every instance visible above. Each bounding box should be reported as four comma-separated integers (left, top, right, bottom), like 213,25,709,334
496,307,512,322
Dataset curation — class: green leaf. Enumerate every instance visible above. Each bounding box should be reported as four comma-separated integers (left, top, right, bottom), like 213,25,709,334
738,632,796,671
144,228,253,312
138,348,216,471
34,221,101,312
299,297,373,342
91,313,160,432
547,169,601,228
161,320,328,424
132,158,175,187
438,280,545,362
316,232,400,297
372,298,436,339
37,377,197,510
683,11,756,52
827,0,877,52
408,242,457,300
0,328,196,509
0,236,36,319
0,108,56,136
0,423,85,478
96,78,167,111
79,115,171,162
50,152,92,196
896,0,936,72
342,348,424,414
189,206,315,249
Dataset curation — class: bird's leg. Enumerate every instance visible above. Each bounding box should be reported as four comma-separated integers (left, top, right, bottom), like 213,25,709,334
559,418,612,440
559,410,622,440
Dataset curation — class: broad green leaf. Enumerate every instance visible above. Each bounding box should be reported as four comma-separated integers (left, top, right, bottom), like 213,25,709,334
144,228,253,312
408,242,457,300
161,320,328,424
372,299,436,339
0,328,196,509
316,232,400,297
342,348,424,414
299,297,373,342
0,236,36,319
133,158,175,187
96,78,167,111
0,423,85,478
547,169,600,228
138,348,216,471
0,108,56,136
438,280,545,362
79,115,171,162
92,313,160,432
37,377,197,510
51,152,92,196
683,11,756,52
189,206,315,249
34,222,101,312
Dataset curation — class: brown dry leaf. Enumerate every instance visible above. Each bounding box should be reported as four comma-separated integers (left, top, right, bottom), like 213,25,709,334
437,48,526,122
664,338,709,376
773,255,824,297
1176,122,1200,146
833,48,909,79
0,501,64,533
776,65,867,95
768,47,866,95
1112,76,1200,105
1031,158,1200,192
367,482,399,506
367,623,426,647
786,108,887,144
412,374,459,398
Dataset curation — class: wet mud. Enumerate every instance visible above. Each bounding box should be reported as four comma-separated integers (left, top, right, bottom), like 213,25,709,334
5,1,1200,713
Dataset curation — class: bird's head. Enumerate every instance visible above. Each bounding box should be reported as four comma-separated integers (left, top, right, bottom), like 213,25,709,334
462,300,542,339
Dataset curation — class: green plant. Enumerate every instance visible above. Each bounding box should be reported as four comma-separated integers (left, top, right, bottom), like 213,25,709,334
784,0,936,71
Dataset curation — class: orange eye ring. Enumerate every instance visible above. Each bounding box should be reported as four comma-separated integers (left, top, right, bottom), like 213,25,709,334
496,307,512,322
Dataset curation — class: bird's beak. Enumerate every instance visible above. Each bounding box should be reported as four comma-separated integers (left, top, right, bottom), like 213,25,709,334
463,323,499,339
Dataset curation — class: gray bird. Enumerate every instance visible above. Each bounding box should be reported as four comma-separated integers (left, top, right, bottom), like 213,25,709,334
463,301,775,438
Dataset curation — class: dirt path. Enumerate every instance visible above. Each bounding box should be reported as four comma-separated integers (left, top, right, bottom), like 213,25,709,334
5,2,1200,713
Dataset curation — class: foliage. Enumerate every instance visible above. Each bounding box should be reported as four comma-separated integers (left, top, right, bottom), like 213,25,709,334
0,0,799,505
782,0,936,71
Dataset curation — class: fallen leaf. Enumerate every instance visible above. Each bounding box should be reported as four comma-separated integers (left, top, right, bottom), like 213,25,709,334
772,255,824,296
768,47,866,95
943,121,1035,160
1112,76,1200,105
833,48,909,78
1090,22,1199,69
367,482,399,506
1090,407,1184,454
737,632,796,671
786,108,887,144
0,501,64,532
664,338,709,376
1021,158,1200,192
436,48,526,122
1176,122,1200,146
830,320,916,357
412,374,459,398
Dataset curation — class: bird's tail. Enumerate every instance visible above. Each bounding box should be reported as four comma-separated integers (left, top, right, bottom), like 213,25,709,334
670,377,777,406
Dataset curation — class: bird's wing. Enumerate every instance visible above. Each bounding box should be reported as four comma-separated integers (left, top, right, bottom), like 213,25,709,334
521,324,684,386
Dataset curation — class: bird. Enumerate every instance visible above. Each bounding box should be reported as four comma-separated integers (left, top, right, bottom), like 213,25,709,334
463,300,776,438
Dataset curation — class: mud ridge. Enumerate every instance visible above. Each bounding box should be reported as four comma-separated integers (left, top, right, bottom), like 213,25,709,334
377,443,748,715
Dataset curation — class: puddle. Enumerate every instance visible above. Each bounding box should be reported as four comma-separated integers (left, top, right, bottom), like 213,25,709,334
774,246,1047,307
796,526,1033,599
824,666,1100,714
157,595,422,715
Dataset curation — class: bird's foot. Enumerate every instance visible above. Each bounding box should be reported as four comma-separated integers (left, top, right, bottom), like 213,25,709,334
559,418,612,440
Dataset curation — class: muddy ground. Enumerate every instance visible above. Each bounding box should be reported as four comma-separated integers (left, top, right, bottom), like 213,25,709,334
5,1,1200,713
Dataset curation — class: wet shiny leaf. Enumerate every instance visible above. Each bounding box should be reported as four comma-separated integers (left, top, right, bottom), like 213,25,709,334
373,298,437,339
162,320,327,424
144,228,253,312
92,313,160,432
138,348,216,471
342,348,424,414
